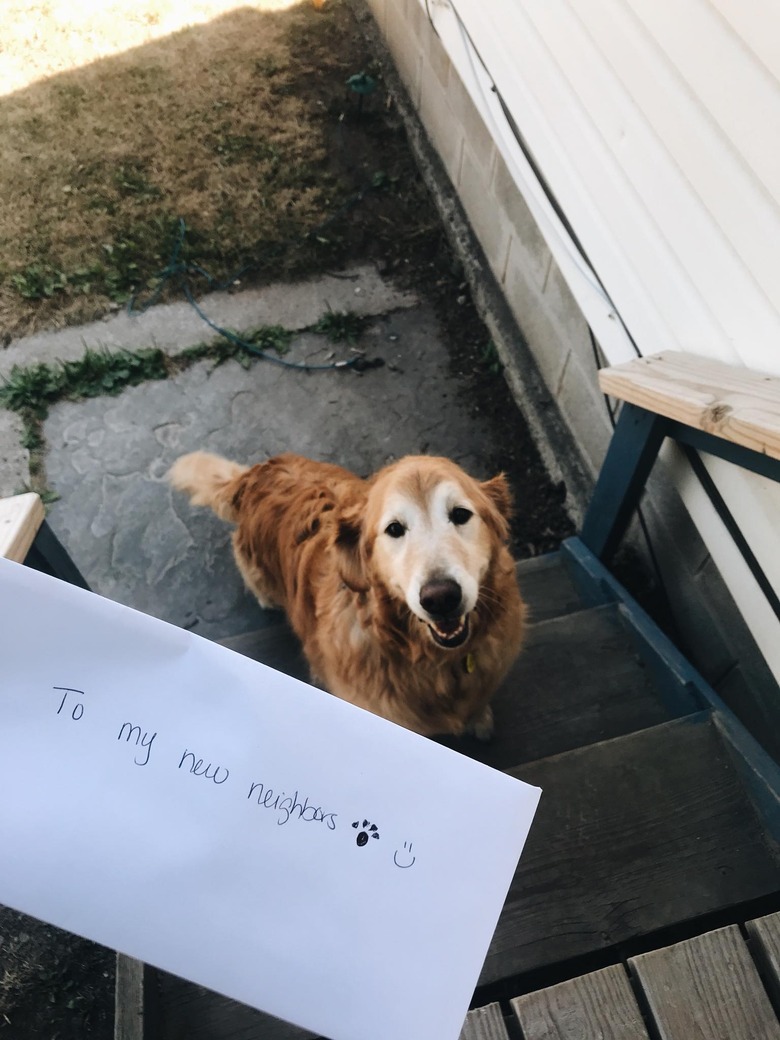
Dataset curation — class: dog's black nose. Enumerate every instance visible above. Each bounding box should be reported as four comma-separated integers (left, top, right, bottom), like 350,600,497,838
419,578,463,618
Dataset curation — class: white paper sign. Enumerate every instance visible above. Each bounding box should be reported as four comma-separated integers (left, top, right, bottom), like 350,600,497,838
0,557,540,1040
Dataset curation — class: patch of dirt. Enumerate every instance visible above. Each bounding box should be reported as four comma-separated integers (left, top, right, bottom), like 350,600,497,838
0,910,113,1038
0,1,575,1036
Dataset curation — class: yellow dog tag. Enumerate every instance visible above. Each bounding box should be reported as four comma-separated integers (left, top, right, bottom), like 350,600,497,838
464,653,475,674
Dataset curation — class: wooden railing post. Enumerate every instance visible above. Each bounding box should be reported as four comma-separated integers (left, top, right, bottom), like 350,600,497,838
580,403,668,561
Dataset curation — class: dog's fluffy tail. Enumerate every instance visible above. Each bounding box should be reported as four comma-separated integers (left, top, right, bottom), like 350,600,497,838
168,451,249,522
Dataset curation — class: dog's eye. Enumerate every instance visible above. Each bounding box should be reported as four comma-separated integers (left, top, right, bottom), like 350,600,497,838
449,507,473,526
385,521,406,539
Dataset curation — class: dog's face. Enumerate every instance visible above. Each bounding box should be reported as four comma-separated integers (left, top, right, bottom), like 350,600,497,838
338,457,512,650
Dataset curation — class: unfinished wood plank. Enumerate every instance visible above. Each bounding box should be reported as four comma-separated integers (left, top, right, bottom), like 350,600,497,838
114,955,146,1040
511,964,650,1040
460,1002,510,1040
0,492,44,563
598,351,780,460
747,911,780,1008
630,924,780,1040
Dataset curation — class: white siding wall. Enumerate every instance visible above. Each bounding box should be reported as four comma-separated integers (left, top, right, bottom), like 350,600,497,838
365,0,780,686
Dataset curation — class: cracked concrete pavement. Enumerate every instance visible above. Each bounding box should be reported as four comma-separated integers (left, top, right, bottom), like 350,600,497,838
3,264,522,641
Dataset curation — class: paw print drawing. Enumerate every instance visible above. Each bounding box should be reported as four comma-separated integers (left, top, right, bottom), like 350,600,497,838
352,819,379,847
394,841,416,868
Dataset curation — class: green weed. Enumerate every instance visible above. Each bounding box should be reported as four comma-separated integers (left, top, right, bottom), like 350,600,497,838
479,340,503,377
246,324,293,355
311,309,368,344
11,265,68,300
99,215,180,302
0,348,168,420
20,424,44,453
11,261,112,301
178,325,293,370
59,347,168,399
178,338,248,370
0,363,65,417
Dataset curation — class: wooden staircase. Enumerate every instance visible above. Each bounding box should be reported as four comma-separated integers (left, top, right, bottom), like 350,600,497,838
142,538,780,1039
11,348,778,1036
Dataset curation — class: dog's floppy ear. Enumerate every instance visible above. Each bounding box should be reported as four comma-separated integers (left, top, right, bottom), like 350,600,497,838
335,503,370,593
480,473,513,542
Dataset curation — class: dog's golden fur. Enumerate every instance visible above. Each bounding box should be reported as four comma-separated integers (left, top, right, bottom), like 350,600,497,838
169,451,525,737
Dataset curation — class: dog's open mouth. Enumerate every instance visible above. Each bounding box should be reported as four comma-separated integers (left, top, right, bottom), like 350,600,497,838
427,614,470,649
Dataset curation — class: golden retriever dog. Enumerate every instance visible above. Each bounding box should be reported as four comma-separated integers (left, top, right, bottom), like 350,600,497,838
168,452,525,738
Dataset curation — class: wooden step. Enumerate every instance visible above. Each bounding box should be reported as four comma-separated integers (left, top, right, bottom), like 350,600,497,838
217,550,588,674
438,604,677,768
142,974,513,1040
478,712,780,987
219,616,310,684
515,552,588,623
148,969,316,1040
222,604,680,767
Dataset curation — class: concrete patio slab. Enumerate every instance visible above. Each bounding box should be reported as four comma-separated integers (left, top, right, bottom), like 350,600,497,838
0,264,416,378
38,294,504,640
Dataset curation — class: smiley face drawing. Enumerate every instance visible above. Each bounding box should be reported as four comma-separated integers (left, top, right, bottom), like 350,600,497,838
393,841,416,868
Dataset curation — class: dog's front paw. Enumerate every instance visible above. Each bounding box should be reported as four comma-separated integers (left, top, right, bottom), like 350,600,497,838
469,705,494,742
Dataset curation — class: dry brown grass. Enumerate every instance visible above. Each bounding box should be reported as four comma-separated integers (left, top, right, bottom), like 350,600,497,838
0,0,372,338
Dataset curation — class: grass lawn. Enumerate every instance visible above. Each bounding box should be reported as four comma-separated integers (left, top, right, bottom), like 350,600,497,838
0,0,426,339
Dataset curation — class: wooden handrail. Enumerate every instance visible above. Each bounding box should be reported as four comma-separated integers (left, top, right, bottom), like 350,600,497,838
1,492,90,588
582,352,780,562
599,351,780,462
0,492,45,563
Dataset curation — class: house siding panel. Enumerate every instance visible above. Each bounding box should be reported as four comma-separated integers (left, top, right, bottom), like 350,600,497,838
371,0,780,694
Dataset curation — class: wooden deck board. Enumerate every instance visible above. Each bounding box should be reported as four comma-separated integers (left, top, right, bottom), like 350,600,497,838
480,714,780,984
747,911,780,1010
511,964,650,1040
459,1002,510,1040
114,956,146,1040
630,924,780,1040
598,351,780,460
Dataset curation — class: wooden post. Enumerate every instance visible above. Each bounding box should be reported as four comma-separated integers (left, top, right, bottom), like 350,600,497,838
579,404,667,560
